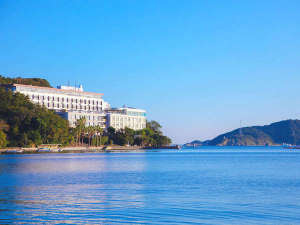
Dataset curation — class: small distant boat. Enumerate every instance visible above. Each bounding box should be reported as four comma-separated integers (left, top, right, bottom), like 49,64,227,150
284,146,300,149
5,149,24,154
144,145,181,150
282,143,300,149
37,147,51,152
37,144,61,152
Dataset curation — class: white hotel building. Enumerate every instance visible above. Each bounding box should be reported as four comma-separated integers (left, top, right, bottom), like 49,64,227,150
5,83,146,130
106,107,147,130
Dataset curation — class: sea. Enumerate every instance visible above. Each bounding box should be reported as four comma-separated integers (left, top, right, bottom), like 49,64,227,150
0,146,300,224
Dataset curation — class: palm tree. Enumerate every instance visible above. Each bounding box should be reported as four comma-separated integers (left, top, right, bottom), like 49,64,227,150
75,117,86,146
95,125,103,147
86,126,95,147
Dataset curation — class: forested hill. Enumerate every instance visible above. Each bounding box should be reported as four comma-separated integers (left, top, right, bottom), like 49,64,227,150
0,87,71,147
0,75,51,87
185,120,300,146
0,75,70,147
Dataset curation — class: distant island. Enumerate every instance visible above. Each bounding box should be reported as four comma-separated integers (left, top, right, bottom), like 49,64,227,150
185,120,300,146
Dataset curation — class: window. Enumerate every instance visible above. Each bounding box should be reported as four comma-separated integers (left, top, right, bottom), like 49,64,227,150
52,96,54,101
84,100,86,104
57,97,60,102
48,103,50,107
88,100,90,104
67,98,69,102
32,95,34,100
62,98,64,102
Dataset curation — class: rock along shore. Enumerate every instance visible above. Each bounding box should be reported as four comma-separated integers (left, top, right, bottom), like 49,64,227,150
0,145,146,154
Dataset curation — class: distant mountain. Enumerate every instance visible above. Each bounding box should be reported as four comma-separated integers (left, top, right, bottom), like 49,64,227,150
185,120,300,146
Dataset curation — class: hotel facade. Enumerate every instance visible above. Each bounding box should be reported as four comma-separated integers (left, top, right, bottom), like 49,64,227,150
4,83,147,130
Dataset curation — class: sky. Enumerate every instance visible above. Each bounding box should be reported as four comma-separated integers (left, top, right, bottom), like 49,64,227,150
1,0,300,144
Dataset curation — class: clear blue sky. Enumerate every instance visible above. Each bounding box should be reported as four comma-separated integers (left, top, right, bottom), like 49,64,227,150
1,0,300,143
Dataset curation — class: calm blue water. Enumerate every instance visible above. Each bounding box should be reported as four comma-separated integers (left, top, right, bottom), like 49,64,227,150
1,147,300,224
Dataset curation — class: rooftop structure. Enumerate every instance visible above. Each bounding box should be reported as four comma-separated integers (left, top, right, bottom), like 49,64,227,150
57,84,84,92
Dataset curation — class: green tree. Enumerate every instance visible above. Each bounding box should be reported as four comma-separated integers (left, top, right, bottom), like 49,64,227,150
0,75,51,87
0,130,7,148
147,120,162,134
0,87,71,147
75,117,86,145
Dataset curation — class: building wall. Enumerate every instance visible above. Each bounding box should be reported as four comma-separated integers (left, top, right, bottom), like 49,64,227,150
107,113,146,130
57,111,106,128
106,108,147,130
13,84,110,112
8,84,146,131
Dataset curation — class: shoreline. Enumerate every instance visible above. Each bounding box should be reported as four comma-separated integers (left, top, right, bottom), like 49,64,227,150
0,145,175,154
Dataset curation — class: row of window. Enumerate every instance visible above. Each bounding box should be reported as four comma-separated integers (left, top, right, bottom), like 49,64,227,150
73,115,105,121
111,117,145,122
31,95,102,105
127,112,146,117
41,102,103,111
111,123,145,129
73,122,104,127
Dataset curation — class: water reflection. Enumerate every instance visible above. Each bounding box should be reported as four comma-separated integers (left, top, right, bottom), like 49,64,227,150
0,153,148,224
0,150,300,224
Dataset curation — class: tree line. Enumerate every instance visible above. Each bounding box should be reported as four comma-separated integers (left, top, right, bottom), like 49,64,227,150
0,75,51,87
72,117,171,147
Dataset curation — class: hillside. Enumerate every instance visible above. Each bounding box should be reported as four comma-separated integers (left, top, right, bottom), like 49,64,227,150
0,87,72,147
0,75,71,147
0,75,51,87
185,120,300,146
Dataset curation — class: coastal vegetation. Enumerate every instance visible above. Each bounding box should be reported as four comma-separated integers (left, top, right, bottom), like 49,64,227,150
73,118,171,147
0,75,51,87
185,120,300,146
0,75,171,148
0,87,71,147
